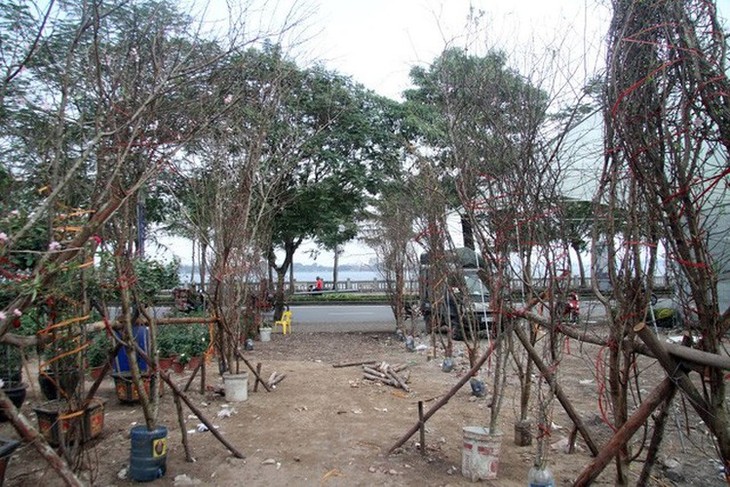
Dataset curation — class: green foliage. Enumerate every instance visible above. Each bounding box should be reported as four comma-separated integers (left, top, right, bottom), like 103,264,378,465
86,332,112,368
0,343,22,371
157,323,209,361
92,252,179,305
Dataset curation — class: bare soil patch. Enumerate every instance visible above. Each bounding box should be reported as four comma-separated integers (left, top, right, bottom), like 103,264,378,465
1,328,726,486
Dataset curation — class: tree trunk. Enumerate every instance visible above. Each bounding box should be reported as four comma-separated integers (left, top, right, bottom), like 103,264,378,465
199,241,207,293
333,245,340,290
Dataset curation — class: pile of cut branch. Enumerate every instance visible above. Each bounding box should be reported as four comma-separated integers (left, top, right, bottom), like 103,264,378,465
362,362,410,392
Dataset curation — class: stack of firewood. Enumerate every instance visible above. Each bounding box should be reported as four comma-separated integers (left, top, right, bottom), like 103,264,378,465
362,362,410,392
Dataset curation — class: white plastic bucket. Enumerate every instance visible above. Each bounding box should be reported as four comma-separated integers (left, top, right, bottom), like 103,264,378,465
260,328,271,342
223,372,248,402
462,426,502,481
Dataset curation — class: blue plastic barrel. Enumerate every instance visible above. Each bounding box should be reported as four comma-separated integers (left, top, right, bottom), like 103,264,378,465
114,326,150,373
129,425,167,482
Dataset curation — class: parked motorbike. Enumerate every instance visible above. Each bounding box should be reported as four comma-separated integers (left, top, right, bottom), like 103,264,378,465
561,292,580,323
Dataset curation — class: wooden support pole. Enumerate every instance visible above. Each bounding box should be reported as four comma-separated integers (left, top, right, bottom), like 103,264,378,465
514,325,600,457
0,389,83,486
200,356,206,395
184,361,202,393
418,401,426,456
634,323,715,431
173,391,194,462
234,349,270,392
82,342,122,407
253,363,262,392
388,338,499,454
159,371,245,459
637,383,677,485
573,377,673,486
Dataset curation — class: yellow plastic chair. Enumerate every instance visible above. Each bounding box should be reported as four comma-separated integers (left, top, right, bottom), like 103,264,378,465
274,310,292,335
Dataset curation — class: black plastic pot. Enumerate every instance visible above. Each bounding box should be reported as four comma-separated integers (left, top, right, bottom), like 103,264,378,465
0,437,20,487
0,383,27,423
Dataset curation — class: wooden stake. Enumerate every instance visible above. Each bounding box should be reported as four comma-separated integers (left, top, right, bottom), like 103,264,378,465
173,390,194,462
418,401,426,456
253,363,262,392
184,360,202,392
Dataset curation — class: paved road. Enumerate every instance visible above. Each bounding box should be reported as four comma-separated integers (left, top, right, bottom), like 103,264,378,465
287,304,409,333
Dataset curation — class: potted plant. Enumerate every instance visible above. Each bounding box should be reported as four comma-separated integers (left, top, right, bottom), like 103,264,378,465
156,326,179,371
0,344,27,422
38,335,82,401
86,332,111,380
185,324,209,370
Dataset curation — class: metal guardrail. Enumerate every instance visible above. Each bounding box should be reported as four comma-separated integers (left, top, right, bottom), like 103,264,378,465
162,275,672,299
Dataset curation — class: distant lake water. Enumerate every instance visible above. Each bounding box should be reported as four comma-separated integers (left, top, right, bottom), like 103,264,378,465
289,270,383,283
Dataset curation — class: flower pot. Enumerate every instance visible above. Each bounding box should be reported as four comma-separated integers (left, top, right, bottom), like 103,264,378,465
186,356,202,371
111,372,163,403
38,368,82,400
0,383,27,422
0,369,22,385
129,425,168,482
222,372,249,402
462,427,502,481
171,360,185,374
0,437,20,487
514,419,532,446
33,398,106,447
89,365,107,381
158,356,175,372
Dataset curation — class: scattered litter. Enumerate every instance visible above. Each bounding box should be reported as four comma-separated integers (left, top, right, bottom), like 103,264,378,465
217,407,236,418
415,344,428,352
295,406,308,412
374,407,388,413
352,408,363,414
173,474,202,485
667,335,684,344
195,423,220,432
262,458,276,465
579,379,593,385
117,467,128,480
187,429,196,434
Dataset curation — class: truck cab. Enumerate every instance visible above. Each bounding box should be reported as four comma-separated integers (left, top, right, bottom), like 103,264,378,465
419,248,494,340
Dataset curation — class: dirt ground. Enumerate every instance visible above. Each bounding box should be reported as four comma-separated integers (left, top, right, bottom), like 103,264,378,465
1,324,727,486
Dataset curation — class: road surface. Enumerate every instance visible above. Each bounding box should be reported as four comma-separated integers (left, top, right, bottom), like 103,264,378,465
287,304,409,333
